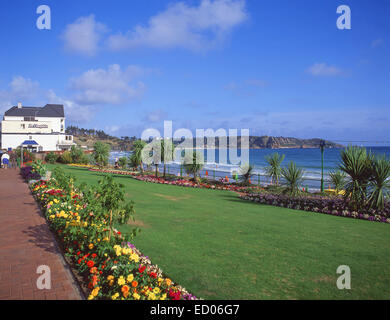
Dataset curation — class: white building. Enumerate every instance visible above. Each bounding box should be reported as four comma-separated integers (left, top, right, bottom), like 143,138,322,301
0,103,75,152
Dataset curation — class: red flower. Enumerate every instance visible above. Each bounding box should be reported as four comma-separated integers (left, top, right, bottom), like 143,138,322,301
150,272,157,279
87,260,94,268
91,253,97,258
138,265,146,273
76,251,81,256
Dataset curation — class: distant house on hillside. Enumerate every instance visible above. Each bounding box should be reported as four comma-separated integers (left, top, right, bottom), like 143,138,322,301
0,102,75,152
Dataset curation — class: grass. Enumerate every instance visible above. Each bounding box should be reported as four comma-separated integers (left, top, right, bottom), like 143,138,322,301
47,164,390,299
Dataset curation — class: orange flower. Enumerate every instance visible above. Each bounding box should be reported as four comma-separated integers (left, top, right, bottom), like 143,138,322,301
131,281,138,288
90,267,97,274
121,285,130,298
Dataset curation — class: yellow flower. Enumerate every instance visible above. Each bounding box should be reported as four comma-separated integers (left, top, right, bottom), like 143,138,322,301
111,293,120,300
88,294,94,300
91,287,100,297
153,287,160,294
88,243,94,250
133,293,140,300
118,276,126,286
165,278,172,286
126,274,134,283
130,253,139,263
161,293,167,300
148,293,156,300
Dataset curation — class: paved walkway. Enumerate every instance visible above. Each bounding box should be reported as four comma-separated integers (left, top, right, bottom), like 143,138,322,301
0,168,83,300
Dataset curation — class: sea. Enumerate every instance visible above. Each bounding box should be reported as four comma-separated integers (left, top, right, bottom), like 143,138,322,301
109,147,390,191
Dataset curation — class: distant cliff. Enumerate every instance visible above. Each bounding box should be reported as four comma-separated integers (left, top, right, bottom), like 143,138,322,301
192,136,343,149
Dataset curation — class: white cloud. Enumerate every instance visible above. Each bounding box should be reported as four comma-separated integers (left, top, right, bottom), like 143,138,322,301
62,15,107,56
143,109,167,123
69,64,147,105
306,63,342,77
107,0,248,51
46,90,93,124
0,76,40,114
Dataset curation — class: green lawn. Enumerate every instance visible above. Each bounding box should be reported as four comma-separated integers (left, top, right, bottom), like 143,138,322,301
48,164,390,299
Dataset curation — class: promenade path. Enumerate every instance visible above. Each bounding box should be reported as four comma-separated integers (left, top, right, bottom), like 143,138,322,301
0,168,83,300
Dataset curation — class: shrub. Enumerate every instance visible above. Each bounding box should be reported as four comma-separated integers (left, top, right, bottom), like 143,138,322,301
45,152,58,164
329,170,348,194
58,151,73,164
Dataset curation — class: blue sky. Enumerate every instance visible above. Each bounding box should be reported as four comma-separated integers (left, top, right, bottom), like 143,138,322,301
0,0,389,143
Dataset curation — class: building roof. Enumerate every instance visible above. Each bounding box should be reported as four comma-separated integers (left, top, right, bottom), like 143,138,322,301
4,104,65,118
21,140,39,146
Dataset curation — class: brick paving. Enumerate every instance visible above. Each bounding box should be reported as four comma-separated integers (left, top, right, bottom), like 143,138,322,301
0,168,83,300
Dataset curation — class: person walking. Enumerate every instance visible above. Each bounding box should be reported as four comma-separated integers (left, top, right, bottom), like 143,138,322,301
1,152,10,169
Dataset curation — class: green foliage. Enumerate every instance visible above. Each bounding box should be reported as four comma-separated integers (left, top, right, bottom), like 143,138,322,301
329,170,348,194
95,175,136,239
281,161,305,196
368,154,390,210
339,146,373,211
265,153,285,185
93,141,110,168
69,145,87,164
183,150,204,180
129,140,146,171
58,151,73,164
239,164,254,185
118,157,128,168
45,152,58,164
31,160,47,176
15,147,36,162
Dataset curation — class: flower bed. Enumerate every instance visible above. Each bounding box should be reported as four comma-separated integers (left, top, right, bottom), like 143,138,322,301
87,168,257,192
29,177,198,300
240,193,390,224
88,168,138,176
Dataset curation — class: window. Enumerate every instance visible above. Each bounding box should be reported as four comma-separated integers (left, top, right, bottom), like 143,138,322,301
21,124,25,129
24,116,35,121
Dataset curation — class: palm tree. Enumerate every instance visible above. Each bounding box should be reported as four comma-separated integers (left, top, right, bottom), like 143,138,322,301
161,139,175,178
239,163,254,185
338,146,372,210
329,170,348,194
130,140,146,173
184,150,204,180
93,141,110,168
265,153,285,185
118,157,128,169
281,161,305,196
368,154,390,210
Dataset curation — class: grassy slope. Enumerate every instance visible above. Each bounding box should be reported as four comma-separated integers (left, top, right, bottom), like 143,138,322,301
49,164,390,300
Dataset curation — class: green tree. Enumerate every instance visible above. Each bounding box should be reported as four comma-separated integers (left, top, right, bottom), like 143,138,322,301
339,146,372,211
239,163,254,185
70,145,85,163
368,154,390,210
129,140,146,173
93,141,110,168
184,150,204,180
118,157,128,169
265,153,285,185
281,161,305,196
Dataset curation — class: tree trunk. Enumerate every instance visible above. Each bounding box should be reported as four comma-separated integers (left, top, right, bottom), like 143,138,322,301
155,165,158,177
163,164,166,178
